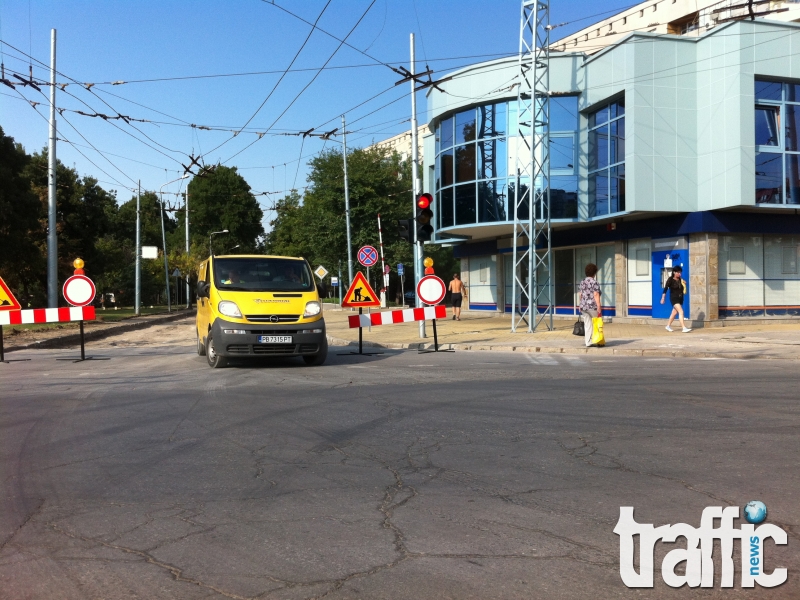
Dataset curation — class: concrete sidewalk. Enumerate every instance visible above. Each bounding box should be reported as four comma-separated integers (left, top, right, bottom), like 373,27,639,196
323,308,800,360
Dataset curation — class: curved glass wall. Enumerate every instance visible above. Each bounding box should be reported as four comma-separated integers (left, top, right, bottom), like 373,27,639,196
435,97,579,230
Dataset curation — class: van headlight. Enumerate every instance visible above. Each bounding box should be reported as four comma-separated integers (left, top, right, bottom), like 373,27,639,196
218,300,243,318
303,301,321,317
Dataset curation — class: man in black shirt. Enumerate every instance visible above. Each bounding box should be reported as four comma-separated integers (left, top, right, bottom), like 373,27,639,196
660,265,691,332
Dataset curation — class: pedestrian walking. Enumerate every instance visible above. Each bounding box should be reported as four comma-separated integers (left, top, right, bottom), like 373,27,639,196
449,273,466,321
661,265,691,332
579,263,602,347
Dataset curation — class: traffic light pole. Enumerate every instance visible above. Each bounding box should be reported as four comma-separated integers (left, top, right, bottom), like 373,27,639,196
409,33,426,339
342,115,354,289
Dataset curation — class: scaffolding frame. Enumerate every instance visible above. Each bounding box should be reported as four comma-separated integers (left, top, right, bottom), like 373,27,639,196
512,0,552,333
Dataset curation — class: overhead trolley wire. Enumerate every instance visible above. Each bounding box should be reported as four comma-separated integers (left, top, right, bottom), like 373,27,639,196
219,0,377,166
198,0,334,162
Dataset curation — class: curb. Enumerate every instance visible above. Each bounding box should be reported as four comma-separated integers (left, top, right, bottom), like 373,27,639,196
4,311,194,353
326,335,777,361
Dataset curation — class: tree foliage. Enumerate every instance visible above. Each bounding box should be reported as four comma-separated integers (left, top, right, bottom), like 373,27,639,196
186,165,265,254
0,128,264,307
266,146,457,299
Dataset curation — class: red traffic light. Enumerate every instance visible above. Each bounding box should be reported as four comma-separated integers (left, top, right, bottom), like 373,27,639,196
417,193,432,210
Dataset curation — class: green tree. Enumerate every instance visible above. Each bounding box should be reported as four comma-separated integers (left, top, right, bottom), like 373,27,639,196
186,166,265,254
25,151,119,291
267,146,457,301
0,127,45,305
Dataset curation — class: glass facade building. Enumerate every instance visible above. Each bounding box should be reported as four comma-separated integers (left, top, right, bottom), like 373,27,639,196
420,18,800,321
435,97,580,232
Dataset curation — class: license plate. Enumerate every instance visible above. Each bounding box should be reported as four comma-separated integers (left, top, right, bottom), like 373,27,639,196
257,336,293,344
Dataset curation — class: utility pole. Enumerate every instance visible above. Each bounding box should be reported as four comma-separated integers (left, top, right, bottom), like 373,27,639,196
160,195,171,313
185,190,190,308
409,33,426,338
135,181,141,315
47,29,58,307
342,115,354,288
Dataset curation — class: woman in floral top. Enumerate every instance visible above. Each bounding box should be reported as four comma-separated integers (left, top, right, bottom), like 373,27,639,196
579,263,602,347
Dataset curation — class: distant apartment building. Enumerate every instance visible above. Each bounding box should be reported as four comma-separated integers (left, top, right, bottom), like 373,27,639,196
421,0,800,322
369,124,430,162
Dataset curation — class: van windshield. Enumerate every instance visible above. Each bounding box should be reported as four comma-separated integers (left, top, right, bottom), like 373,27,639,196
213,258,315,292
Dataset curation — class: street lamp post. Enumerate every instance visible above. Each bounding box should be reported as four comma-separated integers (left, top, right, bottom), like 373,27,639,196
160,174,189,313
209,230,229,257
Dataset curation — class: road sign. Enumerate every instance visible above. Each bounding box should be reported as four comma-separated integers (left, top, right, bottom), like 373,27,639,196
331,277,339,287
63,275,96,307
417,275,446,305
314,265,329,279
0,275,21,311
341,272,380,308
397,263,404,276
357,245,378,268
141,246,158,259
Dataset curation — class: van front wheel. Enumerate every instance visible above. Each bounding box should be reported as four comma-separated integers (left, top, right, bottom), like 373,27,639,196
206,332,228,368
302,338,328,366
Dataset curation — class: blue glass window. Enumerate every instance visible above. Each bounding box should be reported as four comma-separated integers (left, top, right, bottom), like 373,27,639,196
588,98,625,217
549,176,578,219
478,103,506,139
455,109,476,144
478,180,507,223
455,184,476,225
754,78,800,204
477,138,507,180
433,98,578,231
455,143,476,183
439,187,454,228
550,97,579,133
440,148,454,188
550,135,575,172
756,152,782,204
440,116,454,149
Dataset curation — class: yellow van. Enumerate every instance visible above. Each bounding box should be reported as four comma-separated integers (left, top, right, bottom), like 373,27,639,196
195,254,327,368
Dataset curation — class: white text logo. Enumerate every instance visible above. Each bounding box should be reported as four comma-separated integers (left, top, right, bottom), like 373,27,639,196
613,506,787,588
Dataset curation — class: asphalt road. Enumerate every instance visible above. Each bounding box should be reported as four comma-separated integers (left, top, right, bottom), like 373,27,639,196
1,329,798,599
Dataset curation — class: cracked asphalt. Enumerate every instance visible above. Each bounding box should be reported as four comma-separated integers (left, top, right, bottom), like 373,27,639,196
1,320,798,598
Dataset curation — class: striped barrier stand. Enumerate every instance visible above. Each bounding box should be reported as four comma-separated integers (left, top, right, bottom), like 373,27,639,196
0,306,96,326
348,305,446,328
0,306,97,363
345,304,452,355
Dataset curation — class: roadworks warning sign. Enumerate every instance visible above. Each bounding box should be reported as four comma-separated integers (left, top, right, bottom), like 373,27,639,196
0,276,21,311
341,272,380,308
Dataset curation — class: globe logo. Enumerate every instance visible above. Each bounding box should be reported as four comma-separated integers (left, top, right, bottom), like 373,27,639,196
744,500,767,524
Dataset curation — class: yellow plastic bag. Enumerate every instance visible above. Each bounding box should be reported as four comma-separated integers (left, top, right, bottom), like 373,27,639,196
591,317,605,347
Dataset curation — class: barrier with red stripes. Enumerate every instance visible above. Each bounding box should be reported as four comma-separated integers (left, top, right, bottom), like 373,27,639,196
348,305,446,329
0,306,96,326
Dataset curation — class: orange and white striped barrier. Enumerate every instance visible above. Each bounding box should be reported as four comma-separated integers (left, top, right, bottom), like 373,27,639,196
348,305,446,328
0,306,96,326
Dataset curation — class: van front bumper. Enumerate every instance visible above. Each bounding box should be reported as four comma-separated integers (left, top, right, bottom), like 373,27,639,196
210,318,326,358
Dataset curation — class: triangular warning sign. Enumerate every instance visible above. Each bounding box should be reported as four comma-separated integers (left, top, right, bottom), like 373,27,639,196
0,275,21,311
342,272,381,308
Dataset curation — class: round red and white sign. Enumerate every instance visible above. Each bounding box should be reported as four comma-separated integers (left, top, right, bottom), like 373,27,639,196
417,275,446,305
63,275,96,307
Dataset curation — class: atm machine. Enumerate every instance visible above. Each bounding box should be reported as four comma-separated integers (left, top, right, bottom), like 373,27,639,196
651,248,689,319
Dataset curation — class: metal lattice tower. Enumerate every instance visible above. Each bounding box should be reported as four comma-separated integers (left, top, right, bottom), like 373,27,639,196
512,0,552,333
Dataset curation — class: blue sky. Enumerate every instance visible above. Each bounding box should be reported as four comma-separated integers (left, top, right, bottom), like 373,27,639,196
1,0,633,219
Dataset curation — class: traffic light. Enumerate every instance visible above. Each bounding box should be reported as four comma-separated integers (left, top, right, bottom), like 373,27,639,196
416,193,434,242
397,218,412,243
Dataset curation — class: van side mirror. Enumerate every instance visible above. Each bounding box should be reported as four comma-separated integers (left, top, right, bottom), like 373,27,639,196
196,281,210,298
317,281,328,298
